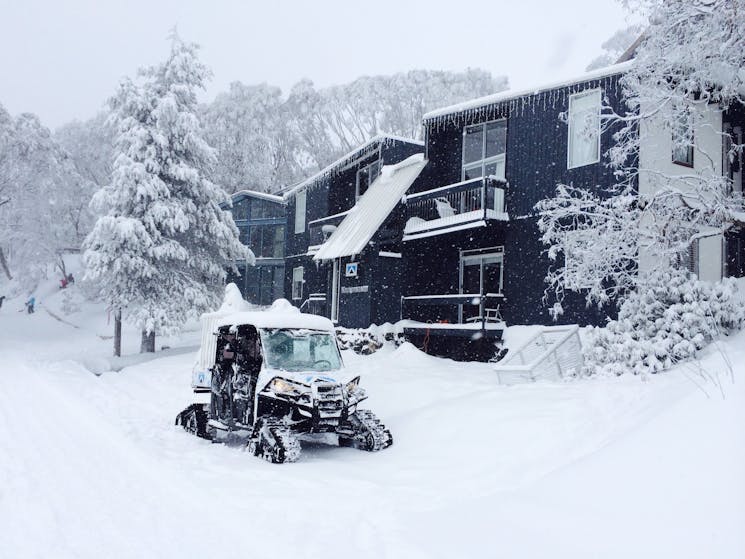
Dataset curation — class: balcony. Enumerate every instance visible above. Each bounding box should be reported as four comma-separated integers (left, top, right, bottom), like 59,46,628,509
306,211,349,255
400,292,505,335
403,176,508,240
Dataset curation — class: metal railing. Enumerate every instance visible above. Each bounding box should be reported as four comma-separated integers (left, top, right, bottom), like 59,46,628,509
308,212,348,247
493,326,583,384
299,293,327,316
404,176,507,225
400,292,504,330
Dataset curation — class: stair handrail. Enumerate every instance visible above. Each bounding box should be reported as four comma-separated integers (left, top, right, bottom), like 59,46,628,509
495,325,582,373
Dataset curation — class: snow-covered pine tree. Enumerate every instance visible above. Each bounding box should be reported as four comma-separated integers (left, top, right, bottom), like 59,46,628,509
83,32,251,353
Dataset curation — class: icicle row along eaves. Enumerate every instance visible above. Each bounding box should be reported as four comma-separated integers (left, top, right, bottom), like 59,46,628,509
423,73,624,133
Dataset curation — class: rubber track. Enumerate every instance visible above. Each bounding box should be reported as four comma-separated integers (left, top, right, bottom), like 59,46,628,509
353,410,393,451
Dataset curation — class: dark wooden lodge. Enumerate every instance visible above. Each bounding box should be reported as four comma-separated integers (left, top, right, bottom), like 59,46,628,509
284,135,424,328
226,190,286,306
400,65,633,360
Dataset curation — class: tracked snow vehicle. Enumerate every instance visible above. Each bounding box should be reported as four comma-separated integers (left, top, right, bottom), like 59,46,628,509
175,295,392,463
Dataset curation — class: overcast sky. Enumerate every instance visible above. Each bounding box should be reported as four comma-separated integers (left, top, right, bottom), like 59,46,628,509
0,0,632,129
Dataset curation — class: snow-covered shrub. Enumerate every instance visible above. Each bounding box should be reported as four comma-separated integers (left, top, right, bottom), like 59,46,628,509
583,270,744,376
335,328,384,355
335,325,405,355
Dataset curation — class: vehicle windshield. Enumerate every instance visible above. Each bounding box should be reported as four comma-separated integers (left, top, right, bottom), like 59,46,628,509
260,328,342,372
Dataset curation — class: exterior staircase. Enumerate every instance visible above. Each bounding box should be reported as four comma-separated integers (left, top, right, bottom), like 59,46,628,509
493,325,583,384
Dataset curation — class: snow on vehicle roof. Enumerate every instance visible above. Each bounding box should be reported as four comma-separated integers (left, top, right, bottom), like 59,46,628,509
423,61,634,122
214,299,336,332
314,154,427,261
282,134,424,200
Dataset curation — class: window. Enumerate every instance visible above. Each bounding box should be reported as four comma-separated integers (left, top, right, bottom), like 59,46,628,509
567,89,601,169
459,246,504,323
292,266,304,300
238,226,251,247
294,190,306,234
250,199,284,219
250,200,268,219
672,107,694,166
231,199,250,221
460,247,504,296
462,120,507,181
260,329,342,372
271,225,285,258
356,160,381,200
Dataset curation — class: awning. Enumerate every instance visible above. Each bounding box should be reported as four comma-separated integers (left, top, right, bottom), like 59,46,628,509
313,154,426,261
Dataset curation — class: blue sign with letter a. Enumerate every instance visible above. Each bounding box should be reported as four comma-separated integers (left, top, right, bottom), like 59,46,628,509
345,262,358,277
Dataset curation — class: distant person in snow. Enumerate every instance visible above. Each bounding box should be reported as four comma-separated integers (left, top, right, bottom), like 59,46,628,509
59,273,74,289
0,295,5,310
25,295,35,314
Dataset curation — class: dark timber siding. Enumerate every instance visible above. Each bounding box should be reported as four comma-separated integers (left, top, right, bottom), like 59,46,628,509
284,137,424,326
404,72,627,327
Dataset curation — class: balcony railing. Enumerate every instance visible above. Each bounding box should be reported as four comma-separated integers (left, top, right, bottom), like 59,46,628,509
307,211,349,254
400,292,505,330
300,293,327,316
403,176,507,239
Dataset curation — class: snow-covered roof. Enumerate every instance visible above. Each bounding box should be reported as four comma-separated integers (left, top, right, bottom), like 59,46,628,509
313,154,427,261
214,299,335,332
423,61,634,123
231,189,285,204
283,134,424,200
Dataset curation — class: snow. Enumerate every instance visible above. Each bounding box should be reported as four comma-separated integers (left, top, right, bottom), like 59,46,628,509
402,218,487,241
214,298,335,331
230,189,285,204
403,208,507,237
282,135,424,200
397,319,504,331
313,154,426,261
1,281,744,558
423,60,634,122
308,209,351,225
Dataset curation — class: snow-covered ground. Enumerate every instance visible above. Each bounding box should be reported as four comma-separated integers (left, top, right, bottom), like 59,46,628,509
0,281,743,558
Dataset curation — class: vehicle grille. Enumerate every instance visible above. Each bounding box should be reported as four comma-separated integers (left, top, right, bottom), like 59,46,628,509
312,381,344,418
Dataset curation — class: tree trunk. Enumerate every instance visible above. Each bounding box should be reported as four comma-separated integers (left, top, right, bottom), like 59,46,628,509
56,254,67,280
0,246,12,280
140,329,155,353
114,310,122,357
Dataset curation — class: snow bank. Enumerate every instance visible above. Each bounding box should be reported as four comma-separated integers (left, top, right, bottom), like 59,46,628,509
1,285,744,558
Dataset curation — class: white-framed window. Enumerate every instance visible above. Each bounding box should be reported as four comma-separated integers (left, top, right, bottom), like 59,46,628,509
459,246,504,295
672,106,694,167
292,266,304,300
462,120,507,181
458,246,504,323
356,160,381,200
294,190,306,234
567,89,602,169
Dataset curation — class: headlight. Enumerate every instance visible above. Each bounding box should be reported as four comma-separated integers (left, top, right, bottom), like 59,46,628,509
345,377,361,394
268,377,309,396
